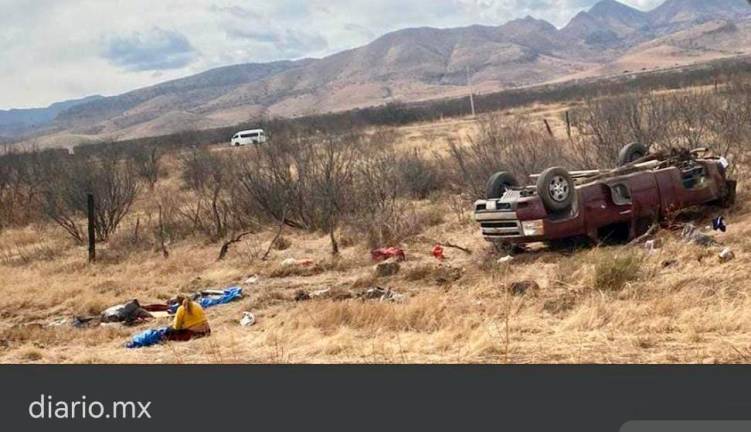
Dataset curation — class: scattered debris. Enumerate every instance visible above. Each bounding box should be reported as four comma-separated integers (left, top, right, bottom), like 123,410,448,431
360,286,386,300
240,312,256,327
438,241,472,255
244,275,260,285
101,300,153,325
375,261,401,277
497,255,514,264
628,224,659,246
644,239,662,254
661,259,679,269
282,258,315,267
509,280,539,296
309,288,330,299
72,316,99,328
358,286,405,303
371,247,406,262
434,265,463,284
712,216,727,232
432,244,445,261
294,290,311,302
48,317,71,327
719,247,736,263
681,223,717,247
302,287,353,301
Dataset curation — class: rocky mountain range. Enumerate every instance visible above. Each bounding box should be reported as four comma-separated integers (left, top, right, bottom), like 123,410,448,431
5,0,751,146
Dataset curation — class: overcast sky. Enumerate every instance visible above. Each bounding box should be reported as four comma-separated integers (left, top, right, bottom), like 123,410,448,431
0,0,663,109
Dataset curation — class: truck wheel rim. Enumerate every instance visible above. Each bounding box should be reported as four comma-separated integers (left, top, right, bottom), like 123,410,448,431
549,176,570,202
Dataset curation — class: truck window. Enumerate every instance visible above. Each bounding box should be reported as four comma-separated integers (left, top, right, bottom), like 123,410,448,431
610,184,632,206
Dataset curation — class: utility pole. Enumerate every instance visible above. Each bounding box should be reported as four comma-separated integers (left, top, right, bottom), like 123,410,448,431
466,66,476,118
87,193,96,263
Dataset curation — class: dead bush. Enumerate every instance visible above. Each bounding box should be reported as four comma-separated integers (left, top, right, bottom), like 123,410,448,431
568,85,751,173
448,116,565,197
37,151,139,242
350,148,427,248
397,150,443,199
568,93,671,167
234,132,362,253
131,145,162,189
179,147,235,240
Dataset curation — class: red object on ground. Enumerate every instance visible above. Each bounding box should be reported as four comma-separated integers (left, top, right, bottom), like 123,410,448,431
142,304,170,312
432,244,445,261
371,247,406,262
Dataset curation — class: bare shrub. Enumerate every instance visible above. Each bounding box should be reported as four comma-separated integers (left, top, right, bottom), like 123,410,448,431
38,151,139,242
179,147,236,240
232,138,300,229
298,134,361,253
448,115,565,197
397,150,443,199
350,144,436,248
0,150,61,229
131,145,162,189
568,85,751,173
234,131,364,253
568,93,671,167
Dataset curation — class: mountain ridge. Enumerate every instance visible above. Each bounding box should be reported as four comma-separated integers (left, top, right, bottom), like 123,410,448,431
7,0,751,144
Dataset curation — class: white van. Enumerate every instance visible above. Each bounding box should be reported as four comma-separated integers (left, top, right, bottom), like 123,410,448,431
230,129,267,146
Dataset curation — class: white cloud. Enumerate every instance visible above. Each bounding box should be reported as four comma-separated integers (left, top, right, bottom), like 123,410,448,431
0,0,666,109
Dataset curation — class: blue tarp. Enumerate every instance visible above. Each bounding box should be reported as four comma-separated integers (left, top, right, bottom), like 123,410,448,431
127,287,244,349
199,286,243,309
126,327,168,349
167,286,244,313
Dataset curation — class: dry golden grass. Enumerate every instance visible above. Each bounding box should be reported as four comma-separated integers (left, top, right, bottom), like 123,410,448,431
2,193,750,365
2,116,751,364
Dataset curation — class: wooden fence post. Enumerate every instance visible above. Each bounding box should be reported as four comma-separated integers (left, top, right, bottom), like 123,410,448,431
87,193,96,263
565,111,572,139
543,119,554,137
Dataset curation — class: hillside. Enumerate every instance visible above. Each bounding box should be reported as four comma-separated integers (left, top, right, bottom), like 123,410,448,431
0,96,103,139
9,0,751,145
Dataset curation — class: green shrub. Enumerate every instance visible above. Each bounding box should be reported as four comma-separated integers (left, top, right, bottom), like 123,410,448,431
593,250,642,291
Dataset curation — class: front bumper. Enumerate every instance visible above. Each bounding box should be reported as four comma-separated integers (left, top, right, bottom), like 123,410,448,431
474,200,546,242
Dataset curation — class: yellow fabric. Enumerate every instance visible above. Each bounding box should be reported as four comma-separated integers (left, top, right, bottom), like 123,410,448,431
173,301,208,331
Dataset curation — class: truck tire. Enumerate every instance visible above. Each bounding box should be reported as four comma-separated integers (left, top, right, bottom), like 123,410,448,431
536,167,574,213
485,171,519,199
617,142,648,167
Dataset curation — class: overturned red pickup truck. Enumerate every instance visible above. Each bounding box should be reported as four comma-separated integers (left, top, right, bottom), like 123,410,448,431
474,143,737,246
